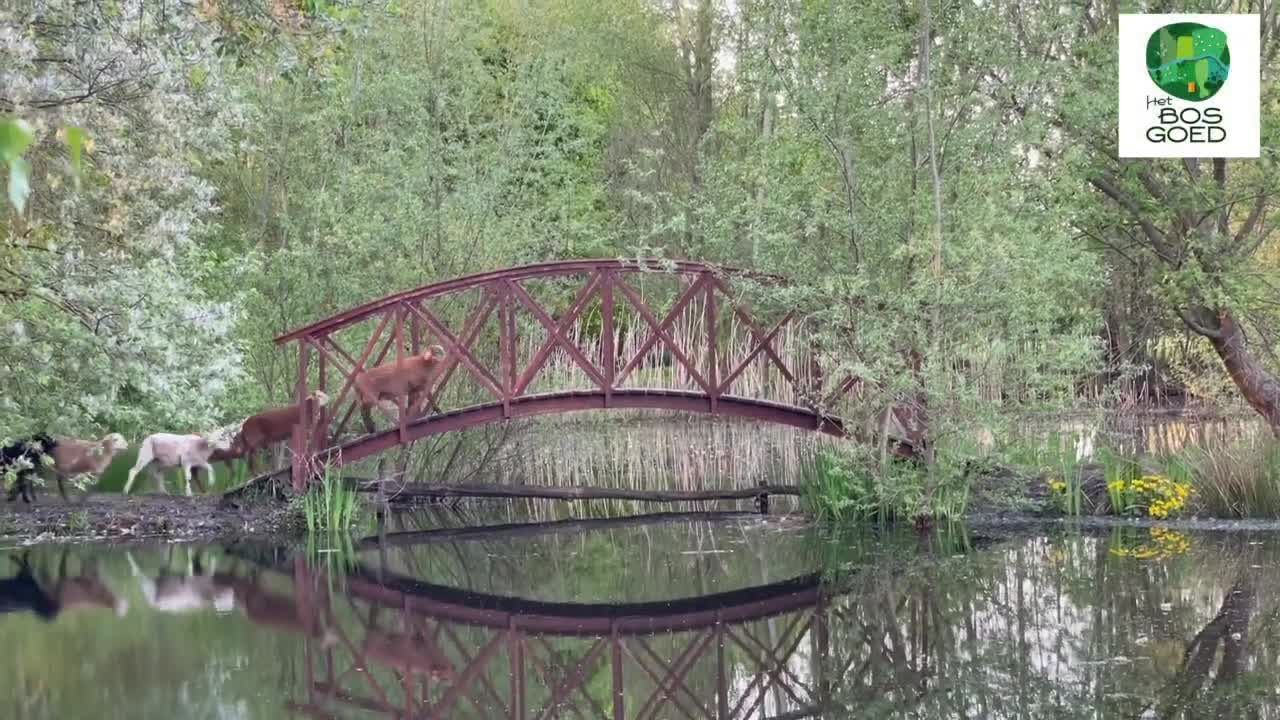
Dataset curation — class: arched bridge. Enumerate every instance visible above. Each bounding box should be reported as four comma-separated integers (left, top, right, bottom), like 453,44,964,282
277,259,909,490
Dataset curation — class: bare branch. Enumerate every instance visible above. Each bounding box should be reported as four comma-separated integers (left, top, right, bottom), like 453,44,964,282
1088,175,1180,264
1176,305,1225,340
1233,194,1269,245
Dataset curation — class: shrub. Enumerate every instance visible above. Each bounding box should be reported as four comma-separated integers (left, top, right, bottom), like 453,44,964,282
804,447,970,523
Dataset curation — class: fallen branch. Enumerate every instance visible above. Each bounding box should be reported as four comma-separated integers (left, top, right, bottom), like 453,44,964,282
356,481,800,504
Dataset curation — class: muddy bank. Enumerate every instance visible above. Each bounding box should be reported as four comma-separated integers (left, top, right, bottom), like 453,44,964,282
0,493,298,546
7,461,1280,547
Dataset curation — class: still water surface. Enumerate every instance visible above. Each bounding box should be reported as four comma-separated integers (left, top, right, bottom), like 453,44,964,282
2,512,1279,719
1,413,1272,718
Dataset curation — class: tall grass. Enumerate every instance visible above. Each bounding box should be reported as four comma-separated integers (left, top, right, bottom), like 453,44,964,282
300,462,363,533
1187,440,1280,518
1096,447,1142,514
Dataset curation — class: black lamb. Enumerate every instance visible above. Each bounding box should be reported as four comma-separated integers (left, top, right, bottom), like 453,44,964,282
2,433,58,503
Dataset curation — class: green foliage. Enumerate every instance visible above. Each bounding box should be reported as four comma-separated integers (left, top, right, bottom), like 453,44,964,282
205,0,626,411
1009,436,1086,515
0,118,35,161
804,446,969,523
0,117,35,212
66,510,90,532
63,126,85,183
1098,447,1143,515
622,0,1102,469
2,0,1275,463
298,463,362,534
2,2,246,438
1054,2,1280,423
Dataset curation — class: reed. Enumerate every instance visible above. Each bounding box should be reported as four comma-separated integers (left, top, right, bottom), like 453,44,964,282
1186,439,1280,518
305,529,361,589
499,415,824,520
1006,434,1086,515
300,461,363,533
802,447,970,523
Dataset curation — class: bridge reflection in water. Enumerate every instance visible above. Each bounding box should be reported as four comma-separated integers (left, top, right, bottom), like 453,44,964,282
231,515,836,720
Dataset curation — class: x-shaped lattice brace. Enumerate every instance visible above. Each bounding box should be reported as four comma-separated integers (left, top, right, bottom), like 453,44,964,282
724,611,816,718
708,277,799,397
626,630,718,720
305,291,507,443
527,636,610,720
613,273,714,393
509,273,610,396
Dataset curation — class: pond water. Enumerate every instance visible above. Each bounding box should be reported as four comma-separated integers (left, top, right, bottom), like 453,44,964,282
2,512,1280,719
2,412,1273,718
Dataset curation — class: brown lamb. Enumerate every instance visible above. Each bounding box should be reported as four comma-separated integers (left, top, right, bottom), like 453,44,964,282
232,391,329,474
354,345,446,432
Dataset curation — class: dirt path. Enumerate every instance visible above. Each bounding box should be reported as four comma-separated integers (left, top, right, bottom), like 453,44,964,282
0,493,297,546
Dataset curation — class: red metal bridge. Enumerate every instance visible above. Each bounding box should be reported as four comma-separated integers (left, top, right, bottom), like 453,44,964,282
276,259,909,491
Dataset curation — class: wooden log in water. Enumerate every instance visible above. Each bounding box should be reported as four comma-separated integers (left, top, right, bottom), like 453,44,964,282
360,481,800,504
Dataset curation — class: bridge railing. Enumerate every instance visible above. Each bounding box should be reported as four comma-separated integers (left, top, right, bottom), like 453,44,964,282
276,260,870,490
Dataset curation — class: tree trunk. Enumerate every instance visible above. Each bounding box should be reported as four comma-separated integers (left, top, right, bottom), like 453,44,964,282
1159,574,1255,718
1203,311,1280,436
919,0,945,479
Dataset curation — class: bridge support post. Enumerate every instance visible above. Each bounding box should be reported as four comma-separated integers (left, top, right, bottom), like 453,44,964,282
611,622,624,720
716,615,728,719
292,341,313,494
509,618,524,720
500,285,514,419
705,275,718,414
755,479,770,515
813,592,829,713
313,341,329,456
601,273,614,408
394,304,407,445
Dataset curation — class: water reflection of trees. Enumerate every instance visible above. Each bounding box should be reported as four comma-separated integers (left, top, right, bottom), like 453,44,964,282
361,510,820,604
8,524,1280,718
208,529,1280,719
822,532,1280,719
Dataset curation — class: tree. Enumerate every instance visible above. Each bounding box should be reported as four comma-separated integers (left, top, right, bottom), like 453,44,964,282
622,0,1101,498
207,0,626,405
0,1,246,437
1059,2,1280,435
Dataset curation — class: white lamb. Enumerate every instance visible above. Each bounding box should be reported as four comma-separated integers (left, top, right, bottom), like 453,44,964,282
123,429,236,496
